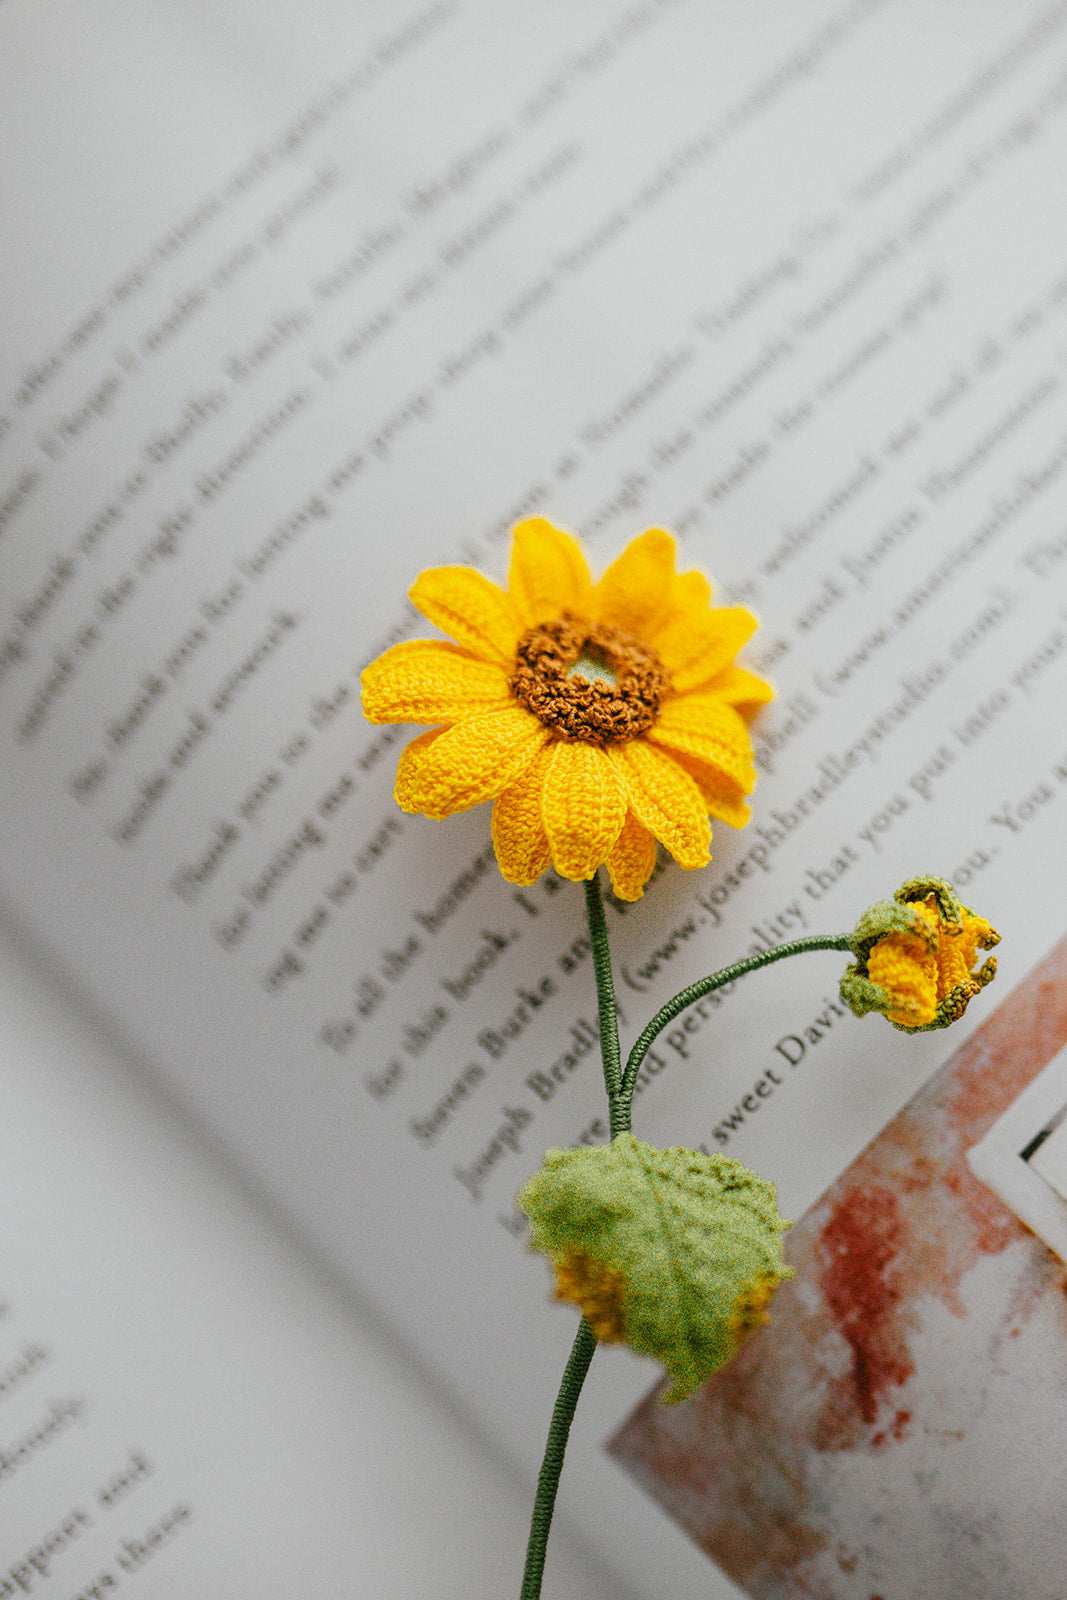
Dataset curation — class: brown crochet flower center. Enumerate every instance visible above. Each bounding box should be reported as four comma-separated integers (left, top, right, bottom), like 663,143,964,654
509,614,670,743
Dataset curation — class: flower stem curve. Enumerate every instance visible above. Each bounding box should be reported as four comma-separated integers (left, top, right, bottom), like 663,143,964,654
618,933,853,1107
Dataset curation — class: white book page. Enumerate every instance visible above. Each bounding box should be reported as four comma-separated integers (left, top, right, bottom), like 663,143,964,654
0,924,625,1599
3,3,1067,1596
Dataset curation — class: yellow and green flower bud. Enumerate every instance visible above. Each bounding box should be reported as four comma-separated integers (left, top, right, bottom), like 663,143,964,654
841,874,998,1031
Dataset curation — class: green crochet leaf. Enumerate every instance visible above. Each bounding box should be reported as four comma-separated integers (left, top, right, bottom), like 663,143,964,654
518,1134,790,1402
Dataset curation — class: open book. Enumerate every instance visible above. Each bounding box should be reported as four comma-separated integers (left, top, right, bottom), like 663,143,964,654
3,3,1067,1595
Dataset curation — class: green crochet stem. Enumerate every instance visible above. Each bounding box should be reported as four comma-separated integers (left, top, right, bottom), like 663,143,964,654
520,876,629,1600
583,873,626,1124
519,871,852,1598
519,1317,598,1600
618,931,854,1109
521,876,630,1600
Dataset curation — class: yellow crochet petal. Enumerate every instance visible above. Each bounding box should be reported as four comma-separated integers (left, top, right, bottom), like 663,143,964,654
361,639,513,725
698,664,776,719
654,606,760,694
410,565,524,667
605,812,658,900
954,912,997,976
507,519,594,626
592,528,676,637
934,933,969,1000
540,741,626,881
664,750,752,829
393,726,447,804
644,567,712,646
394,706,548,818
645,695,756,792
934,912,996,1005
868,932,938,1028
607,740,711,870
492,749,553,885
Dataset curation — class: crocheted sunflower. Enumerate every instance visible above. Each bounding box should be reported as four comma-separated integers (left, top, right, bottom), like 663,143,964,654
361,519,771,898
